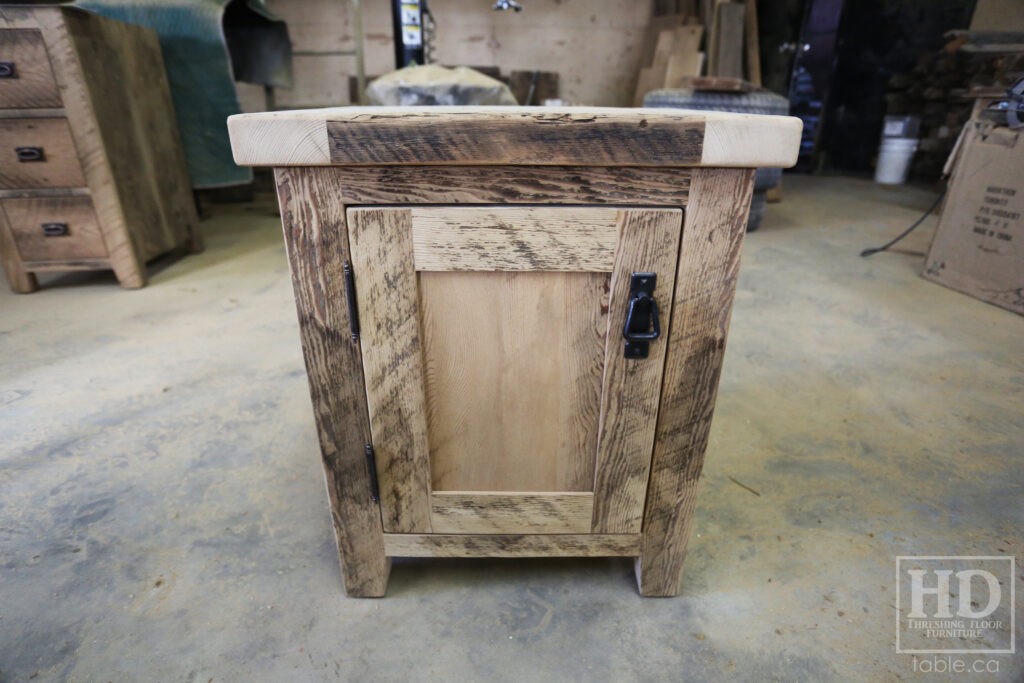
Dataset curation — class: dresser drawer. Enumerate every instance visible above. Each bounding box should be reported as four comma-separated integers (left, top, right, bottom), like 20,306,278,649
0,29,62,109
0,118,85,189
2,196,107,262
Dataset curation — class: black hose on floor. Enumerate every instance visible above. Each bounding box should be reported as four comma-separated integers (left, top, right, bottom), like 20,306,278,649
860,190,946,258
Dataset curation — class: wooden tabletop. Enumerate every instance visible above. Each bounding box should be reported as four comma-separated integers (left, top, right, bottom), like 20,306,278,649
228,106,802,169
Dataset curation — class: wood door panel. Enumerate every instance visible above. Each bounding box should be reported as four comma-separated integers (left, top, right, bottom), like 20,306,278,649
348,205,682,538
421,270,607,492
410,206,620,271
430,492,592,534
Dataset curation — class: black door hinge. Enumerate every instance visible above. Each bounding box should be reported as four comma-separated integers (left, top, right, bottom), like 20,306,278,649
365,443,380,502
343,260,360,343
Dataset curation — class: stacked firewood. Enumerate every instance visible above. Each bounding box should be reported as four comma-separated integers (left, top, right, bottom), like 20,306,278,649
885,32,1024,180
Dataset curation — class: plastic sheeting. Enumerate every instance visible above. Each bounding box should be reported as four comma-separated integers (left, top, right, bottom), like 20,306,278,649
367,65,518,106
76,0,291,188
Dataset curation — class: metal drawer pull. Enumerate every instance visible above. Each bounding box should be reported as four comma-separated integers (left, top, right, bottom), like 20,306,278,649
42,222,69,237
622,272,660,359
0,62,17,78
15,146,44,162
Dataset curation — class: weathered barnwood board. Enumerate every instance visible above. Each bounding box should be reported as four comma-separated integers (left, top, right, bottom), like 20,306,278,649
2,195,106,261
28,8,144,288
61,8,200,262
228,107,803,169
325,110,703,166
0,118,85,188
346,207,433,534
275,167,390,596
326,166,693,206
384,533,643,558
0,29,61,108
430,492,593,534
591,209,682,534
410,206,620,272
708,2,745,79
637,168,754,596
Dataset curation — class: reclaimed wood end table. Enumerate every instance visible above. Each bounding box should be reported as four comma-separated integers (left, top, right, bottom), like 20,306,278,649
0,6,200,293
227,106,801,596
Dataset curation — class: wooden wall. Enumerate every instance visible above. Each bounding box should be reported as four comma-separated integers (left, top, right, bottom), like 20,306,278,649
239,0,653,110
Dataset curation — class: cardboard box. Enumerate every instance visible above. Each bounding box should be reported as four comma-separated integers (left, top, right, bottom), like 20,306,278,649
923,120,1024,315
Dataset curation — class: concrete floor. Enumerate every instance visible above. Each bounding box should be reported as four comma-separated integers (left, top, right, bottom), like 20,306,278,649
1,176,1021,681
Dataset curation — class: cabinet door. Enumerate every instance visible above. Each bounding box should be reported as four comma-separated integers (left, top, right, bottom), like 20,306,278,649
347,206,682,535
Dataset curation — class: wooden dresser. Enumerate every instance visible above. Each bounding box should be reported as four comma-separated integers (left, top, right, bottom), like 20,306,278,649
0,5,199,293
228,106,801,596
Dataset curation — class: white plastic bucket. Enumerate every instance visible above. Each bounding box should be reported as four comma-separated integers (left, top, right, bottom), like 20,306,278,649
874,137,918,184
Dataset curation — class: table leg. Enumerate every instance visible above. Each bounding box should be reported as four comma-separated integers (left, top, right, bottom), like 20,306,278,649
637,168,755,596
276,167,390,597
0,219,39,293
3,262,38,294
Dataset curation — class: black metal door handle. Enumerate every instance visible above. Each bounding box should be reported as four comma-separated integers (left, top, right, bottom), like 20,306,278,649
622,292,660,341
622,272,660,358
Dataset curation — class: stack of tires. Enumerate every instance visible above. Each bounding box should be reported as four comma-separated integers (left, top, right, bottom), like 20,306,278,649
643,88,791,231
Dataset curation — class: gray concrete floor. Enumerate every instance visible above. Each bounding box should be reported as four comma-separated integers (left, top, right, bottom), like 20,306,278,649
1,176,1021,681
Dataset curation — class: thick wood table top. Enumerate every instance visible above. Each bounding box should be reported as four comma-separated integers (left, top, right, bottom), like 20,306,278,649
227,106,802,169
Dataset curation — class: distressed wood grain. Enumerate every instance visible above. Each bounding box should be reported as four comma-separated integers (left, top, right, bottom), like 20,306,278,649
29,7,144,288
0,107,64,119
327,166,692,206
346,207,433,533
384,533,642,558
0,29,62,108
637,167,755,596
325,109,703,166
430,492,593,534
0,186,89,199
0,118,85,189
2,195,106,261
591,208,683,533
229,107,802,168
12,257,107,271
275,167,390,597
60,8,201,263
410,206,620,272
708,2,745,79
